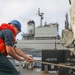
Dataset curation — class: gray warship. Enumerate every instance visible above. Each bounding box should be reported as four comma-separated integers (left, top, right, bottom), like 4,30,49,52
16,8,67,50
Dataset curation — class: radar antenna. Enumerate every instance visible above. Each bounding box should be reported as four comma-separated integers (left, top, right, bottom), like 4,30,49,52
37,8,44,27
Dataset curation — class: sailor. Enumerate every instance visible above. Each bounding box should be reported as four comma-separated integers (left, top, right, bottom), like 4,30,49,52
0,20,33,75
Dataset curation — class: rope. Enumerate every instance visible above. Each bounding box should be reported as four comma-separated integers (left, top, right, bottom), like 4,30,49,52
34,60,75,69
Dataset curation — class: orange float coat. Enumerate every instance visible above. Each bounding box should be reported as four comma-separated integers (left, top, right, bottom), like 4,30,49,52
0,23,16,55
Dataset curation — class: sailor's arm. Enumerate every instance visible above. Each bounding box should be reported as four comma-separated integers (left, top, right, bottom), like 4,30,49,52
6,46,22,61
14,48,34,62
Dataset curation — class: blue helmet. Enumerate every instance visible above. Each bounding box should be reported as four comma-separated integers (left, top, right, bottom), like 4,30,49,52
8,20,21,31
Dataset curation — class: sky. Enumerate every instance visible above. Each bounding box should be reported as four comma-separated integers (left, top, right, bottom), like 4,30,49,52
0,0,70,40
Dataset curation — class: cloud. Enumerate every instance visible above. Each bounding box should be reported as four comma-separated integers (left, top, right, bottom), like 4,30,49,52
0,0,70,39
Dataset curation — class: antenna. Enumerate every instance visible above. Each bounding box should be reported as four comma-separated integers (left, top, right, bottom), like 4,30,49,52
37,8,44,27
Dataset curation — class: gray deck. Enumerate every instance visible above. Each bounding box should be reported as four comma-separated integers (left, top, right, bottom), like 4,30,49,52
16,66,58,75
8,50,58,75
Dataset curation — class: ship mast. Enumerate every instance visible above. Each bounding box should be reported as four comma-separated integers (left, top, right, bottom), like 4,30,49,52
65,13,69,29
37,8,44,27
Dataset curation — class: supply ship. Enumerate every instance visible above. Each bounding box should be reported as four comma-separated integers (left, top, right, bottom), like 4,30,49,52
16,8,68,50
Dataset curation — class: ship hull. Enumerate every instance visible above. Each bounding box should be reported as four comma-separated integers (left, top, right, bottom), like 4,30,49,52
16,40,67,50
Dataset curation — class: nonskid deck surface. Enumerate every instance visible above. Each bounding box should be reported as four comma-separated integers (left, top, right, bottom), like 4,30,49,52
16,66,58,75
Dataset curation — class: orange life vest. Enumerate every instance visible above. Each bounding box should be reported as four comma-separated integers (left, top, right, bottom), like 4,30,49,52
0,23,16,55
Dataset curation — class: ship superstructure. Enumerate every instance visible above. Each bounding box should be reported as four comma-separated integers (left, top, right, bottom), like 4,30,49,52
22,20,60,40
22,8,60,40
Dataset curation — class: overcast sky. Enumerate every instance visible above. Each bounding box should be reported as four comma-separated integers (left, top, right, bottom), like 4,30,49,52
0,0,70,40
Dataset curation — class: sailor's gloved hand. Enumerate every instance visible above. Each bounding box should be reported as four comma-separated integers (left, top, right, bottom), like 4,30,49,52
21,56,34,63
21,57,25,62
26,56,34,63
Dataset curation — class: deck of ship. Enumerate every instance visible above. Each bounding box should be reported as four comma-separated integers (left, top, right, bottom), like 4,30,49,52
16,66,58,75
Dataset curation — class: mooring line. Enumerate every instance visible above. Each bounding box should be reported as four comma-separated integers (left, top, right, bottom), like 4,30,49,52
34,60,75,69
